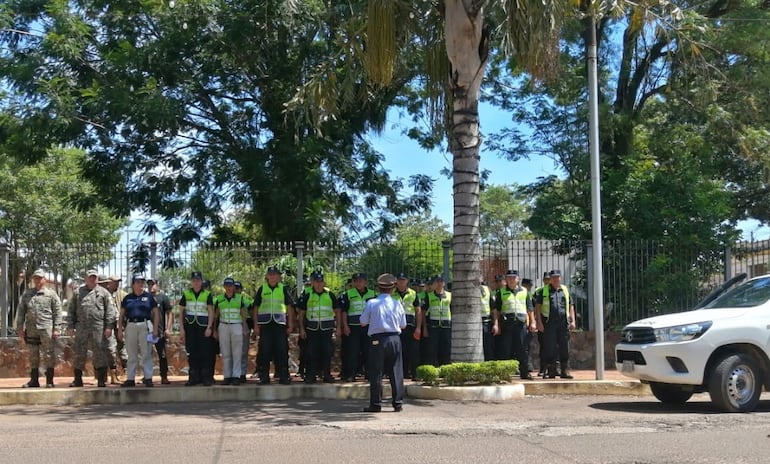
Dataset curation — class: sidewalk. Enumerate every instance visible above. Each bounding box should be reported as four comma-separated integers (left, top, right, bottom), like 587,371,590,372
0,370,648,406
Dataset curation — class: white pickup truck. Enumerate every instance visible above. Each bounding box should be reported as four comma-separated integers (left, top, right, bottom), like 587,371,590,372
615,273,770,412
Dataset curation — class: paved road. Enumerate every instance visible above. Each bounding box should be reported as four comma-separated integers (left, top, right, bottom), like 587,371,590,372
3,393,770,463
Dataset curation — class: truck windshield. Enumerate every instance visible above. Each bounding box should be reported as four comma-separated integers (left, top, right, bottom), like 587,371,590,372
704,277,770,309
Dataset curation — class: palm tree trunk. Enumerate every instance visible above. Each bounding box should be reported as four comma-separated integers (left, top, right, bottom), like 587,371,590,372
445,0,488,362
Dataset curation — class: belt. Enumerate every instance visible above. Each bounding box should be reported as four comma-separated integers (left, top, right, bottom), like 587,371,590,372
481,316,491,322
127,319,148,323
219,321,242,324
370,332,399,338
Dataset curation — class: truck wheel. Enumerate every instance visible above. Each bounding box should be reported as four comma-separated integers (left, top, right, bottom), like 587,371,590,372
708,353,761,413
649,382,693,404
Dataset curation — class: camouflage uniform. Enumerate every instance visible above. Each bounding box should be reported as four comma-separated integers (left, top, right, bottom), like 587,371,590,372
68,284,117,373
106,287,128,370
16,287,62,370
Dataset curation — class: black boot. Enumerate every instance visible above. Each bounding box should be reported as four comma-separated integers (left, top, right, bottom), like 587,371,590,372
545,364,557,379
160,358,170,384
22,368,40,388
45,368,54,388
96,367,108,387
70,368,84,387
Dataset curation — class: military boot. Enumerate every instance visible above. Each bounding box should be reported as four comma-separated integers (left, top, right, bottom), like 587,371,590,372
96,367,108,387
45,368,55,388
109,368,120,385
159,358,170,384
69,368,84,387
22,368,40,388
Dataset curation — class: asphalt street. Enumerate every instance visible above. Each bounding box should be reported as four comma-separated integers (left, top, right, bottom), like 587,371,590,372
3,393,770,463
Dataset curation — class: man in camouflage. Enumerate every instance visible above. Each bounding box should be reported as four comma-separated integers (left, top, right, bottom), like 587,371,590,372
67,269,117,387
103,275,128,383
16,269,62,388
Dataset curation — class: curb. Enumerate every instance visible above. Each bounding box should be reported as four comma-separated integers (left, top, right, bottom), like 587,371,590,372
0,380,647,406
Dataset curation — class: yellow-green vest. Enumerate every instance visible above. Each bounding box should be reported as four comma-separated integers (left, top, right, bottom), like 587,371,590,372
183,289,211,326
216,294,244,323
498,286,528,322
427,291,451,328
540,284,570,318
257,283,288,325
393,288,418,326
346,287,376,325
480,284,491,318
305,291,335,331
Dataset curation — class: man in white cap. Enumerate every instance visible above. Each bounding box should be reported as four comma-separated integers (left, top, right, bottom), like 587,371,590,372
16,269,62,388
360,273,406,413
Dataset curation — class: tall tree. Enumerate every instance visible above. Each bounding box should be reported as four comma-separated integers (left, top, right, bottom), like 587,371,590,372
479,184,532,250
0,0,432,246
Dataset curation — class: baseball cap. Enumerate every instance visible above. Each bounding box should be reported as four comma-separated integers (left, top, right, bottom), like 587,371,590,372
310,271,324,281
223,277,235,286
396,272,409,280
97,274,109,283
110,275,122,282
352,272,367,280
266,266,280,274
32,269,46,278
191,271,203,280
86,269,98,277
376,273,396,288
131,274,146,283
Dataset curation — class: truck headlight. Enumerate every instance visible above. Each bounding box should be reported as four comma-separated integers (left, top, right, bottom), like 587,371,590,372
654,321,712,342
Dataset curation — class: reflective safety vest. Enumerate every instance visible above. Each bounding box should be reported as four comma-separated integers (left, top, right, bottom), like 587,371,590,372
216,294,244,323
393,288,418,326
427,292,451,328
498,286,528,322
305,291,335,331
183,289,211,326
480,285,491,319
540,284,570,318
345,287,376,325
257,283,288,325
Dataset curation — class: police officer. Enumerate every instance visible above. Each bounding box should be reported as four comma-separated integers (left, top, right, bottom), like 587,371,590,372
422,275,452,367
67,269,117,388
492,270,535,379
521,277,536,375
479,276,495,361
16,269,62,388
360,273,406,413
417,276,433,366
296,275,312,380
338,272,376,382
147,277,173,384
178,271,215,386
234,281,253,383
393,272,421,380
490,274,505,360
296,272,339,384
252,266,295,385
535,269,576,379
214,277,248,385
117,274,160,387
533,271,550,376
104,275,128,384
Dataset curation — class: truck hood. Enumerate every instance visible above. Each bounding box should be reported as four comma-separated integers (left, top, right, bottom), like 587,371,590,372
624,307,749,329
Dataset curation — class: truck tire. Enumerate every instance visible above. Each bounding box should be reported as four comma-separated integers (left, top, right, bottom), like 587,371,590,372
708,353,761,413
649,382,693,404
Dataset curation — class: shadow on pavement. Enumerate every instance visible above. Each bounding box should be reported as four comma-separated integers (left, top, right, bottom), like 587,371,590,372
0,397,438,425
588,398,770,414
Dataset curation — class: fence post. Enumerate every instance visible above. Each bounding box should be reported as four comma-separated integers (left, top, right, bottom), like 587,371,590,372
0,239,8,338
295,241,305,298
441,240,451,282
724,246,732,281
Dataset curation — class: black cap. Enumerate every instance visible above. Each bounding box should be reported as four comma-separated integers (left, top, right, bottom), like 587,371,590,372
494,274,504,282
352,272,367,280
411,278,422,286
191,271,203,280
425,276,435,284
505,269,519,277
266,266,280,274
310,271,324,281
549,269,562,277
234,281,243,288
223,277,235,285
543,271,551,279
396,272,409,280
434,275,445,282
202,279,211,289
522,278,533,286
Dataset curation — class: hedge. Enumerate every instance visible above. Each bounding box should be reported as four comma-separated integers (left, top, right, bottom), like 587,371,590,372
415,360,519,386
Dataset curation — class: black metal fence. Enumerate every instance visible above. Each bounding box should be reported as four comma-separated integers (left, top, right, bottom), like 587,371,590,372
3,237,770,335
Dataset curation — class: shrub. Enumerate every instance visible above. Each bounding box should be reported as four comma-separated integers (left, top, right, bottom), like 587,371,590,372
421,360,519,386
415,365,440,385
